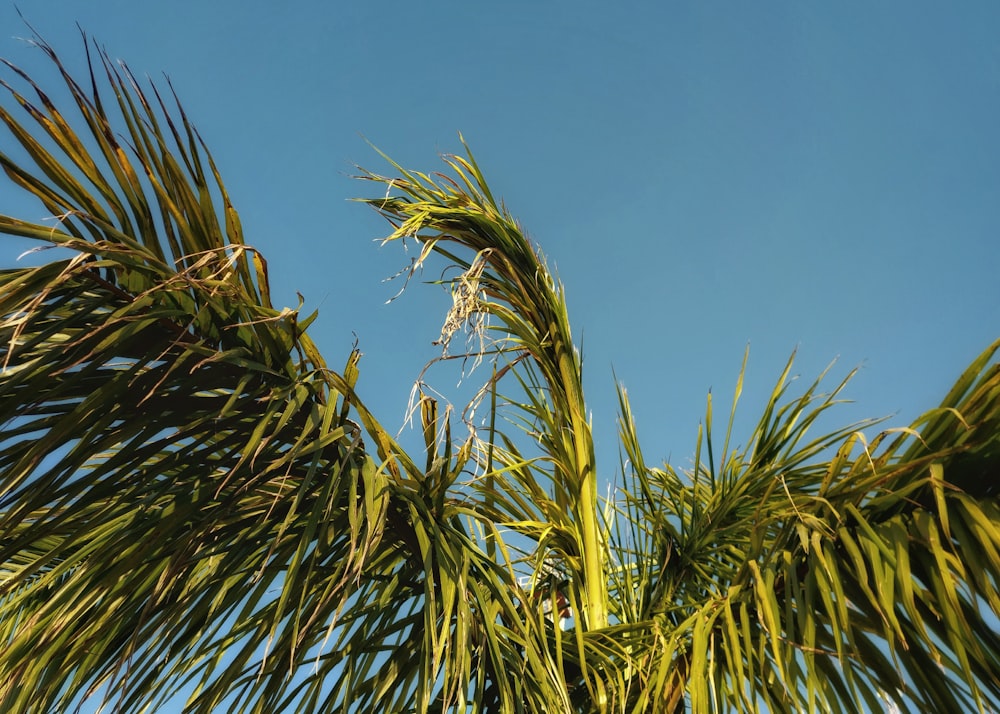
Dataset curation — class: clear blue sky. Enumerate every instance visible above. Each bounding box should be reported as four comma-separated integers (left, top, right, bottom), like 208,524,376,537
2,1,998,470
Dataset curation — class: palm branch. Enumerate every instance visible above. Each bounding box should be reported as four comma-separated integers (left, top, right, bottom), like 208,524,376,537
1,31,998,713
360,151,1000,712
0,33,532,713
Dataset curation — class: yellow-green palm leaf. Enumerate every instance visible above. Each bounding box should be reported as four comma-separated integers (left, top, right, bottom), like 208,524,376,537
2,31,999,714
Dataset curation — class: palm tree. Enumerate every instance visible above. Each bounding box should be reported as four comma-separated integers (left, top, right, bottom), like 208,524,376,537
1,34,998,714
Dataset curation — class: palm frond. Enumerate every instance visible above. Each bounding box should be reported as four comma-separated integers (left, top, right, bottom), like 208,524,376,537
614,342,1000,713
359,145,610,640
4,29,999,714
1,36,595,713
362,142,1000,712
0,33,396,713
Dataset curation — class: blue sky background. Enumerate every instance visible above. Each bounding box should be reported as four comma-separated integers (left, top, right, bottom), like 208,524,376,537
2,1,998,474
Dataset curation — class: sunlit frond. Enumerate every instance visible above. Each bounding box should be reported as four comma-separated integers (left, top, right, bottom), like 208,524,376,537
612,341,1000,713
0,31,409,713
2,29,998,714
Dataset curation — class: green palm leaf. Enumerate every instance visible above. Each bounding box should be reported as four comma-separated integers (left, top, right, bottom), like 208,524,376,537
610,343,1000,712
0,33,582,714
2,30,999,714
0,34,393,713
360,149,1000,712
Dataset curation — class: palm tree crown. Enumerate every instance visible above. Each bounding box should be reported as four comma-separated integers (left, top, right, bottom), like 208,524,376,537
1,33,998,713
